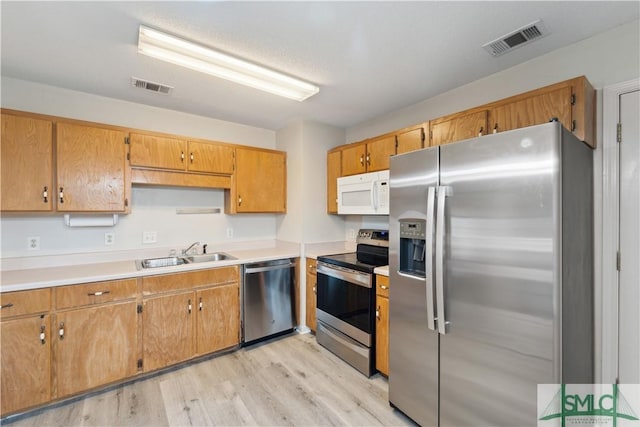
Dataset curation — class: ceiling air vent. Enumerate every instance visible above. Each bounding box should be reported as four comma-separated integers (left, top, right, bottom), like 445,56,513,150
482,20,548,57
131,77,173,95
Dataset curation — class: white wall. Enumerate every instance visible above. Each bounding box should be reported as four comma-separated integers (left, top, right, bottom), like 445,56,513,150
276,120,346,244
0,78,278,258
347,19,640,144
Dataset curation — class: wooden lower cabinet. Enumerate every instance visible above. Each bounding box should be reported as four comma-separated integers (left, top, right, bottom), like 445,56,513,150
196,283,240,355
54,301,138,398
1,315,51,415
375,275,389,376
305,258,317,333
142,291,195,372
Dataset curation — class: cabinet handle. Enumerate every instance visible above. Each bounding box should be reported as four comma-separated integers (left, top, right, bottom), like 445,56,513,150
59,187,64,204
238,195,242,206
190,153,194,163
478,127,484,137
493,124,498,134
199,297,203,311
376,306,380,319
43,186,48,203
1,303,14,309
40,325,46,345
366,153,371,166
380,285,388,290
59,322,65,340
87,290,110,297
188,299,192,314
359,155,364,166
181,152,185,162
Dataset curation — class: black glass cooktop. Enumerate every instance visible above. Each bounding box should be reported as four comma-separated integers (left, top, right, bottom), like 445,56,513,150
318,245,388,274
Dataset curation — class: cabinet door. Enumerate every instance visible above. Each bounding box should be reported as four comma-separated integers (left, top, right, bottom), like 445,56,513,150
367,135,396,172
431,110,487,146
54,301,137,398
129,133,187,171
187,141,234,175
56,122,128,212
488,87,571,134
397,127,424,154
1,113,53,211
341,143,367,176
233,147,286,213
375,295,389,376
305,259,317,333
196,283,240,355
326,150,341,214
142,292,195,372
1,315,51,415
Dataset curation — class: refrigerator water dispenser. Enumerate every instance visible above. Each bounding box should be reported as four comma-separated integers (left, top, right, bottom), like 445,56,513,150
399,219,426,277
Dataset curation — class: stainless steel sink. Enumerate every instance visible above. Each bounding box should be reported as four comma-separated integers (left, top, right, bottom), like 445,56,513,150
136,256,188,270
136,252,236,269
184,252,236,263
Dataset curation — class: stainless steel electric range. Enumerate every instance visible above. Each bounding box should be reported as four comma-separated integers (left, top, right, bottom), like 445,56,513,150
316,229,389,376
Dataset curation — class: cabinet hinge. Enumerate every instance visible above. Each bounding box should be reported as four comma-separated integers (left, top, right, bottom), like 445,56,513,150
125,136,130,145
571,120,576,132
137,304,143,313
616,251,621,271
125,198,129,207
570,94,576,105
126,152,130,161
617,123,622,143
137,359,143,369
421,128,425,142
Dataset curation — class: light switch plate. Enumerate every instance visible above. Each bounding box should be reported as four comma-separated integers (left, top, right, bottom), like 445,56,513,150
105,232,115,245
27,236,40,251
142,231,157,244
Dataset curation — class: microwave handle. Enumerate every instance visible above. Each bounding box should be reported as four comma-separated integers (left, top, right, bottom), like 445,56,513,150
370,180,377,209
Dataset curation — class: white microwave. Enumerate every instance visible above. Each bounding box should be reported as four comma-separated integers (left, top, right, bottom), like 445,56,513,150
337,170,389,215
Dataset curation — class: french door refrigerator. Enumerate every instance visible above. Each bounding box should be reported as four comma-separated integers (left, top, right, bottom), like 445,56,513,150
388,122,594,426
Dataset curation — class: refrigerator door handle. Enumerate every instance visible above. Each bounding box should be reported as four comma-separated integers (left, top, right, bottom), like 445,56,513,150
425,186,437,331
435,185,451,334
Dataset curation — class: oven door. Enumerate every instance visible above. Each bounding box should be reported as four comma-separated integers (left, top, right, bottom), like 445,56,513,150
316,262,374,345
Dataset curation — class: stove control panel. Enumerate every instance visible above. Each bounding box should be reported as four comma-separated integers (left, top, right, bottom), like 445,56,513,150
356,229,389,247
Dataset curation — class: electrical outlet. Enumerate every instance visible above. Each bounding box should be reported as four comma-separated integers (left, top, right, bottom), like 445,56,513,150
105,232,115,245
226,228,234,238
142,231,157,244
347,229,356,239
27,236,40,251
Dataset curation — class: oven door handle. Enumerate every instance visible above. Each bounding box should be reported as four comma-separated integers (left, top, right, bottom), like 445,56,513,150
317,262,372,288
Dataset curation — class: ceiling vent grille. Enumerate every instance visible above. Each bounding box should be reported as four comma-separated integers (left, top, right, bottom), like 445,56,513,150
482,20,548,57
131,77,173,95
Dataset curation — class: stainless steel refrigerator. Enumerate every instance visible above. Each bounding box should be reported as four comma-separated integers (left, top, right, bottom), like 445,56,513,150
388,122,594,426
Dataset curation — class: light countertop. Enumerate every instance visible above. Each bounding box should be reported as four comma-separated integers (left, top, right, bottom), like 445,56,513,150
1,240,355,293
374,265,389,276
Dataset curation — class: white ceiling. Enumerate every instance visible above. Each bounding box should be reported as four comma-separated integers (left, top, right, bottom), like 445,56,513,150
1,1,638,130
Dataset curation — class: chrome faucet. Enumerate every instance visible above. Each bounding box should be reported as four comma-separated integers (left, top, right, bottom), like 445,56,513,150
182,241,200,255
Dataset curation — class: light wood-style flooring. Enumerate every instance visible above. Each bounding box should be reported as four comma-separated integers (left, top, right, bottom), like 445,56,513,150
4,333,416,426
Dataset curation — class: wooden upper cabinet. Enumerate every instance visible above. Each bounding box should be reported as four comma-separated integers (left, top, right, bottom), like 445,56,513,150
488,86,571,135
1,112,54,212
56,122,128,212
366,135,396,172
227,147,286,213
430,110,488,147
327,150,341,214
396,126,425,154
187,141,234,175
129,133,186,171
340,143,367,176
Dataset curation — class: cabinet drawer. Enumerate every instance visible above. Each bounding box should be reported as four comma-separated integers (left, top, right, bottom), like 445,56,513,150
376,275,389,298
55,278,137,310
142,266,239,295
0,288,51,319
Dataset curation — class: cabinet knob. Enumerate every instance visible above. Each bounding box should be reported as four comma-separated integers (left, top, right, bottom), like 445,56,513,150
59,322,65,340
238,195,242,206
188,299,192,314
59,187,64,204
181,152,185,162
376,306,380,319
43,186,48,203
87,290,110,297
359,155,364,166
40,325,46,345
478,127,484,137
313,286,316,294
0,303,14,309
190,152,194,163
493,124,498,134
380,285,388,290
199,297,203,311
366,153,371,165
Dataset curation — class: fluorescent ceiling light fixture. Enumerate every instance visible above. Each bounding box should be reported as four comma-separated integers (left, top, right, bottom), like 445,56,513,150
138,25,319,101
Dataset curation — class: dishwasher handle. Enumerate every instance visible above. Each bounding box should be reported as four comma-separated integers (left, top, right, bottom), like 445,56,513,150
244,262,296,274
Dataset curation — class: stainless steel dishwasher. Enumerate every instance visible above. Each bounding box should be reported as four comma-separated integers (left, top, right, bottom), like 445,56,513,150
242,259,295,345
